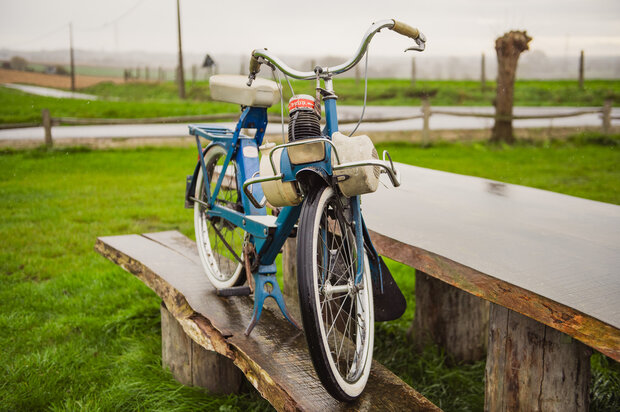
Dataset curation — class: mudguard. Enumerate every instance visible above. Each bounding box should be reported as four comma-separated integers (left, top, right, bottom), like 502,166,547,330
362,217,407,321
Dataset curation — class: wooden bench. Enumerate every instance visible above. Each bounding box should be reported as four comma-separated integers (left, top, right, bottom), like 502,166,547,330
360,163,620,411
95,231,439,411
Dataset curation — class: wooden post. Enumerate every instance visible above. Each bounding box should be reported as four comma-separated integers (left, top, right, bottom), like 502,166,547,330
281,238,299,307
409,272,489,363
602,99,611,134
485,304,591,412
411,56,416,87
160,303,244,393
192,64,197,84
69,23,76,92
578,50,584,90
176,0,186,99
481,53,486,90
421,97,430,144
41,109,53,147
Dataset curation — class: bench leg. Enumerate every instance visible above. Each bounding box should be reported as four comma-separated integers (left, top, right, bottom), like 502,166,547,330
409,271,489,362
485,303,591,412
160,303,244,394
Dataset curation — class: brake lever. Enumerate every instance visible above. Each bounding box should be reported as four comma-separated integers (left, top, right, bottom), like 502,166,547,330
404,33,426,52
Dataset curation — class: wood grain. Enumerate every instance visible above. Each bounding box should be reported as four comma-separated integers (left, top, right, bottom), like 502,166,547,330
363,163,620,361
485,304,591,412
95,231,439,412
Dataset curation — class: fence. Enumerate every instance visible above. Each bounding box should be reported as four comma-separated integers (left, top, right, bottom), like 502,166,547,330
1,100,616,147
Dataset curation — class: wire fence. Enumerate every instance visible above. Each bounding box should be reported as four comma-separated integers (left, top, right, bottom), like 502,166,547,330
1,100,615,147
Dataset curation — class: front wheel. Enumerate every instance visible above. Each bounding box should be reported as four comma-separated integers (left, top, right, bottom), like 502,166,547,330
297,186,374,401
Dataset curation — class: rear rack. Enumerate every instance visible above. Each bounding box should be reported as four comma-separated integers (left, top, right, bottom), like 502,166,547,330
242,137,401,208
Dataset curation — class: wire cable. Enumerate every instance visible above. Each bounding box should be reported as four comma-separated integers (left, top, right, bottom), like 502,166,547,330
271,68,287,144
349,49,369,136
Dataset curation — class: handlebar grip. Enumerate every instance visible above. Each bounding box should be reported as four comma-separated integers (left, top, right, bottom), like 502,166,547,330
391,20,420,40
249,54,261,75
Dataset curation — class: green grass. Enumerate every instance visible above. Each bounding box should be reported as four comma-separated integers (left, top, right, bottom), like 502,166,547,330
82,79,620,107
0,86,238,124
1,135,619,411
2,79,618,125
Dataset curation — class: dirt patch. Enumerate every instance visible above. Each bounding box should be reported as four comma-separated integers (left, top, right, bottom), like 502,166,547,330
0,68,124,89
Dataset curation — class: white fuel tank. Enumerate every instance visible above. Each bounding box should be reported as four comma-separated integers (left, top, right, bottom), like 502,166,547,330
259,143,302,207
332,132,380,197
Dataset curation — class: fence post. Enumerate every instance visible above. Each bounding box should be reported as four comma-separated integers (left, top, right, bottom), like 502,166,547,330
422,97,430,143
578,50,585,90
602,100,611,134
41,109,53,147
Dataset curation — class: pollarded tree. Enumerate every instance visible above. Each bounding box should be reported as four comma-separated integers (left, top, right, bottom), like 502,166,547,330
491,31,532,144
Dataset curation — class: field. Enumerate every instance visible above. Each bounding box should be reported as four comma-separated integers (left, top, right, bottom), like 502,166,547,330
1,135,619,411
1,76,618,125
0,68,123,89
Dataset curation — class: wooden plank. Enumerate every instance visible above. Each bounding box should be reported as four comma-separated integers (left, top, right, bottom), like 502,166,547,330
363,163,620,361
95,231,439,412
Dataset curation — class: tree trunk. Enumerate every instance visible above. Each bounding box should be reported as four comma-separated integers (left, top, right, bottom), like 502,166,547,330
491,31,532,144
409,271,489,363
485,303,591,412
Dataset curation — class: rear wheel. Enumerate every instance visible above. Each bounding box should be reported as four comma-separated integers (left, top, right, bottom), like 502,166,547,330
194,145,246,289
297,186,374,401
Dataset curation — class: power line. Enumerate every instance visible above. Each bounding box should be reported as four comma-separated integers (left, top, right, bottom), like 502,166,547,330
75,0,145,32
9,0,146,48
12,23,69,47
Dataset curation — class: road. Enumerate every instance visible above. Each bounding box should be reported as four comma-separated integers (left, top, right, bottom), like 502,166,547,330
0,105,617,141
3,83,100,100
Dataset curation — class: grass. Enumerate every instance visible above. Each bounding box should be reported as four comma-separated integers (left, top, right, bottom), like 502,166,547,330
2,79,618,125
1,134,619,411
0,86,238,124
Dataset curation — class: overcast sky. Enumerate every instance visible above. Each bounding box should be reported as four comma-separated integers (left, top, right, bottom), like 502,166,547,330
1,0,619,59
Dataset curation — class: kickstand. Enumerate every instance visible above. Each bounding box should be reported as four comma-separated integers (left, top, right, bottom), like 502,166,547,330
244,273,301,336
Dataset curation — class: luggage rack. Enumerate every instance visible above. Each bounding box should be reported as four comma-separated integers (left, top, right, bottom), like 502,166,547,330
242,137,401,208
188,124,254,141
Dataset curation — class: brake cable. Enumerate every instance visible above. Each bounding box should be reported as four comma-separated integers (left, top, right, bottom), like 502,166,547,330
349,48,369,137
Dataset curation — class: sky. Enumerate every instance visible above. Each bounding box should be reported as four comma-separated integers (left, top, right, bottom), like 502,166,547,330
0,0,619,59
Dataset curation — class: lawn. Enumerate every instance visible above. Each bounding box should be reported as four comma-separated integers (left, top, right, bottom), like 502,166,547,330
1,135,619,411
2,78,618,125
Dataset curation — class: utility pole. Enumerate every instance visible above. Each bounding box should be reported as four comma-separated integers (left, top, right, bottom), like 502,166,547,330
176,0,186,99
578,50,584,90
481,53,486,91
69,23,76,91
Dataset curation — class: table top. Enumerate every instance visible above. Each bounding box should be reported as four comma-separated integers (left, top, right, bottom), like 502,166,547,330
363,163,620,360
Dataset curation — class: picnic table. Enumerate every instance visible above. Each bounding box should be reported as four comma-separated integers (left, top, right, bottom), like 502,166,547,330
361,163,620,411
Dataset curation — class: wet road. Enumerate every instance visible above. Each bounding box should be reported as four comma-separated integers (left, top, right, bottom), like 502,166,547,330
1,105,617,141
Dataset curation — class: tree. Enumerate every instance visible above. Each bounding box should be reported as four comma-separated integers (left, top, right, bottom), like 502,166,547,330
10,56,28,71
490,31,532,144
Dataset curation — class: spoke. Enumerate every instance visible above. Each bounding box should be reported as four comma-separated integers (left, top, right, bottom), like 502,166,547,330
212,218,242,264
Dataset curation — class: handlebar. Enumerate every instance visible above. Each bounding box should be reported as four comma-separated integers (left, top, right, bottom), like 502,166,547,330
248,18,425,82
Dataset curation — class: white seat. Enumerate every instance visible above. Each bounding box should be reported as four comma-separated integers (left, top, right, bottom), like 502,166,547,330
209,74,280,108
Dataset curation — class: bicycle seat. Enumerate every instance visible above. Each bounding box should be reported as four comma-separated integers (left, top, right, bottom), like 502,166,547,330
209,74,279,108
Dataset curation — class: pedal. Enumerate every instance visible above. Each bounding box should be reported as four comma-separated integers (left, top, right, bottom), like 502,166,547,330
216,286,252,297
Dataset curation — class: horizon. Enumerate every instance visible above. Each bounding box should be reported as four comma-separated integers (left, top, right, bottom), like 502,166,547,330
1,0,619,59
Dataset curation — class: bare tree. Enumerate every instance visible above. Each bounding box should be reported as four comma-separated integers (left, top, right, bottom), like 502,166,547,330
491,31,532,144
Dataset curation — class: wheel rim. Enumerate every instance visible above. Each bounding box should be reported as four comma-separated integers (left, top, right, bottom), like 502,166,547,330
194,147,245,288
312,188,373,391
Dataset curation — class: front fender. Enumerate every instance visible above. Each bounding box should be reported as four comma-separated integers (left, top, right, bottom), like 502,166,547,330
184,142,226,208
